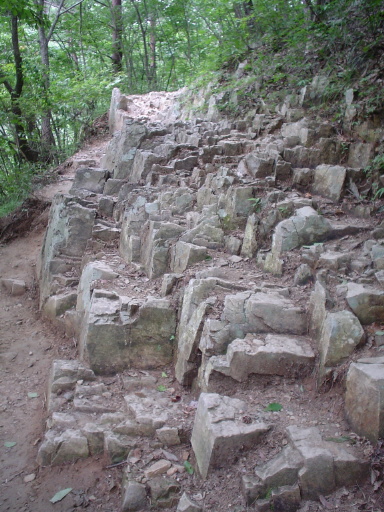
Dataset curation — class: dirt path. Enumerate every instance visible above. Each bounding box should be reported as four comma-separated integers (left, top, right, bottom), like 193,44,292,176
0,135,123,512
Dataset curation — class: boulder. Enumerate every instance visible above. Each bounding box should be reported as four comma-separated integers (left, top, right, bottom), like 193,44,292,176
319,311,364,367
272,207,332,254
345,358,384,442
346,283,384,324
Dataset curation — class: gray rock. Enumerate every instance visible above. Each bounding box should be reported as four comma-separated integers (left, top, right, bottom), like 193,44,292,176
319,310,364,367
312,165,346,202
148,477,181,508
308,280,328,340
105,432,135,463
272,207,332,254
122,481,147,512
239,152,275,178
80,291,176,374
271,484,301,512
43,292,77,320
103,178,125,196
175,278,227,384
37,429,89,466
39,194,96,311
102,120,147,179
346,282,384,324
292,168,314,188
319,250,353,270
345,358,384,442
241,214,258,258
170,241,208,273
191,393,270,479
141,221,185,278
214,334,314,382
294,264,313,286
156,427,181,446
244,425,368,504
177,493,202,512
0,278,26,296
70,167,109,194
348,142,374,168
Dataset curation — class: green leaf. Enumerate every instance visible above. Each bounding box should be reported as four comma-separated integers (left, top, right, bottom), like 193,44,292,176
265,402,283,412
161,372,168,378
4,441,17,448
325,436,353,443
375,331,384,336
50,488,72,503
184,461,194,474
157,385,166,392
28,392,39,398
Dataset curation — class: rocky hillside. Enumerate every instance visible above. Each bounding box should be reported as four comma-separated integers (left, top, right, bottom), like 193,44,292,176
17,80,384,511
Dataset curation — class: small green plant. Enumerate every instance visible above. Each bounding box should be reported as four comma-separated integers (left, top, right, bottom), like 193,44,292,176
248,197,262,212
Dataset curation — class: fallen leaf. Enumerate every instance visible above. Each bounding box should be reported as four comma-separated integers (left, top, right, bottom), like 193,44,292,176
265,402,283,412
28,392,39,399
184,461,194,475
50,488,72,503
325,436,352,443
4,441,17,448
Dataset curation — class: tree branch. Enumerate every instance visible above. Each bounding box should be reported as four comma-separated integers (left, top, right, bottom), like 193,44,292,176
47,0,66,42
57,0,85,19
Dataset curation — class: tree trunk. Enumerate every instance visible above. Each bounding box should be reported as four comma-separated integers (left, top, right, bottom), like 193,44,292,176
149,13,156,87
1,15,39,162
111,0,123,73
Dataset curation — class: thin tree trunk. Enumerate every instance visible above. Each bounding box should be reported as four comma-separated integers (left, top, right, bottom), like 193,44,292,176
111,0,123,73
36,0,56,161
1,15,39,162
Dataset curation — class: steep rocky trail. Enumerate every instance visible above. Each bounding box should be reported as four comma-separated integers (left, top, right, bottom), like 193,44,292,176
1,86,384,512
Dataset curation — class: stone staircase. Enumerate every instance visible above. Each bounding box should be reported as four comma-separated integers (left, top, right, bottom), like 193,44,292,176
35,87,384,511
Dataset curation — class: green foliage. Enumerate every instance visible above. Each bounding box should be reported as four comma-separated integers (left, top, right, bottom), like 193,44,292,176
248,197,262,212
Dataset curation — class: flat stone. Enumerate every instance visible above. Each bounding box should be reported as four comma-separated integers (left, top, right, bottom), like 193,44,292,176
70,167,109,194
218,334,315,381
191,393,270,479
144,459,172,478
